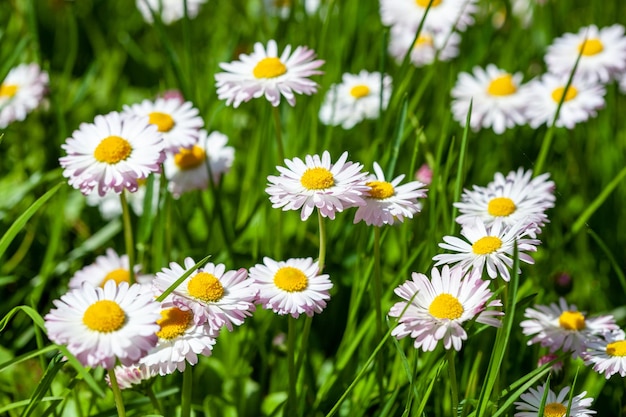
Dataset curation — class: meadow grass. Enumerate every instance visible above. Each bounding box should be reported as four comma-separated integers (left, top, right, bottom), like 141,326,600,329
1,0,626,416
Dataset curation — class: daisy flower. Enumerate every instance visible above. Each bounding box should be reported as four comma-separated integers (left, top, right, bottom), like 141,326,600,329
123,97,204,151
353,162,427,226
537,353,564,375
44,280,160,369
266,151,369,221
264,0,321,19
451,64,529,134
520,297,618,358
524,73,606,129
59,111,166,196
86,175,160,220
514,383,596,417
415,163,433,185
154,258,256,332
138,306,218,376
388,25,461,67
319,70,392,129
107,363,156,390
249,257,332,318
0,63,49,129
388,265,502,351
583,329,626,379
68,248,141,289
136,0,208,25
544,24,626,84
163,130,235,198
380,0,478,33
215,39,324,107
455,168,555,232
432,219,540,281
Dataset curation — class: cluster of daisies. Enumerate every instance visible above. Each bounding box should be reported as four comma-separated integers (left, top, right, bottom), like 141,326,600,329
0,63,48,129
452,23,626,133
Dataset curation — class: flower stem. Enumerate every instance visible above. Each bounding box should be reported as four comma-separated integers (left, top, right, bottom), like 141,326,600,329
286,316,298,417
272,105,285,162
107,368,126,417
317,209,326,273
120,191,136,284
181,366,193,417
446,349,459,415
373,226,385,399
145,385,164,415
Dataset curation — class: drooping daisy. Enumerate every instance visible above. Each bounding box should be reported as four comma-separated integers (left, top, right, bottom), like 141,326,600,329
514,383,596,417
138,306,218,376
68,248,141,289
455,168,555,232
544,24,626,84
523,73,606,129
537,353,564,375
135,0,208,25
107,363,156,390
389,265,502,351
380,0,478,33
353,162,427,226
154,258,256,332
451,64,529,134
163,130,234,198
86,175,161,220
0,63,49,129
520,297,618,358
249,257,332,318
319,70,392,129
388,25,461,67
266,151,369,221
44,280,160,369
123,98,204,151
433,219,540,281
59,111,166,196
583,329,626,379
215,39,324,108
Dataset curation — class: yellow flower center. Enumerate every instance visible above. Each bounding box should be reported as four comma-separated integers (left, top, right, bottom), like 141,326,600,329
156,307,193,340
100,268,131,287
148,111,176,132
274,266,308,292
187,272,225,302
487,197,516,217
0,83,19,98
93,136,133,164
300,167,335,190
415,34,434,47
174,145,206,170
606,340,626,357
486,74,517,96
551,86,578,103
415,0,442,7
429,293,464,320
366,180,395,199
253,57,287,79
82,300,126,332
558,310,586,331
544,403,566,417
472,236,502,255
578,38,604,56
350,85,371,99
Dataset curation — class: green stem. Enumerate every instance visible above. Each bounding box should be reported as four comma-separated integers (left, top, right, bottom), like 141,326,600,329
446,349,459,416
108,369,127,417
120,191,136,284
181,366,193,417
286,316,298,417
272,106,286,162
317,210,327,273
145,385,164,415
373,226,385,399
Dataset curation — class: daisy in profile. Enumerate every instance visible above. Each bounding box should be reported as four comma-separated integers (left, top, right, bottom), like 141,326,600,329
544,24,626,84
353,162,427,226
455,168,555,232
389,265,502,351
138,306,218,376
249,257,332,318
44,280,160,369
380,0,478,33
86,175,161,220
524,73,606,129
433,218,540,281
215,39,324,107
583,329,626,379
388,25,461,67
123,97,203,151
266,151,369,221
107,363,156,390
520,297,618,358
514,383,596,417
319,70,392,129
68,248,141,289
0,63,49,129
59,111,166,196
154,258,256,332
451,64,529,134
136,0,208,25
163,130,234,198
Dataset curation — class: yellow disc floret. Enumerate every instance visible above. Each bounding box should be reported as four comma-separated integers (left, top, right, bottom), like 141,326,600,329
472,236,502,255
187,272,225,302
606,340,626,357
551,86,578,103
301,167,335,190
274,266,308,292
558,310,586,331
543,403,567,417
429,293,464,320
94,136,133,164
148,112,176,132
366,180,395,199
253,57,287,79
578,38,604,56
486,74,517,96
350,85,371,99
487,197,516,217
83,300,126,332
100,268,131,287
416,0,442,7
0,84,18,98
174,145,206,170
156,307,193,340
